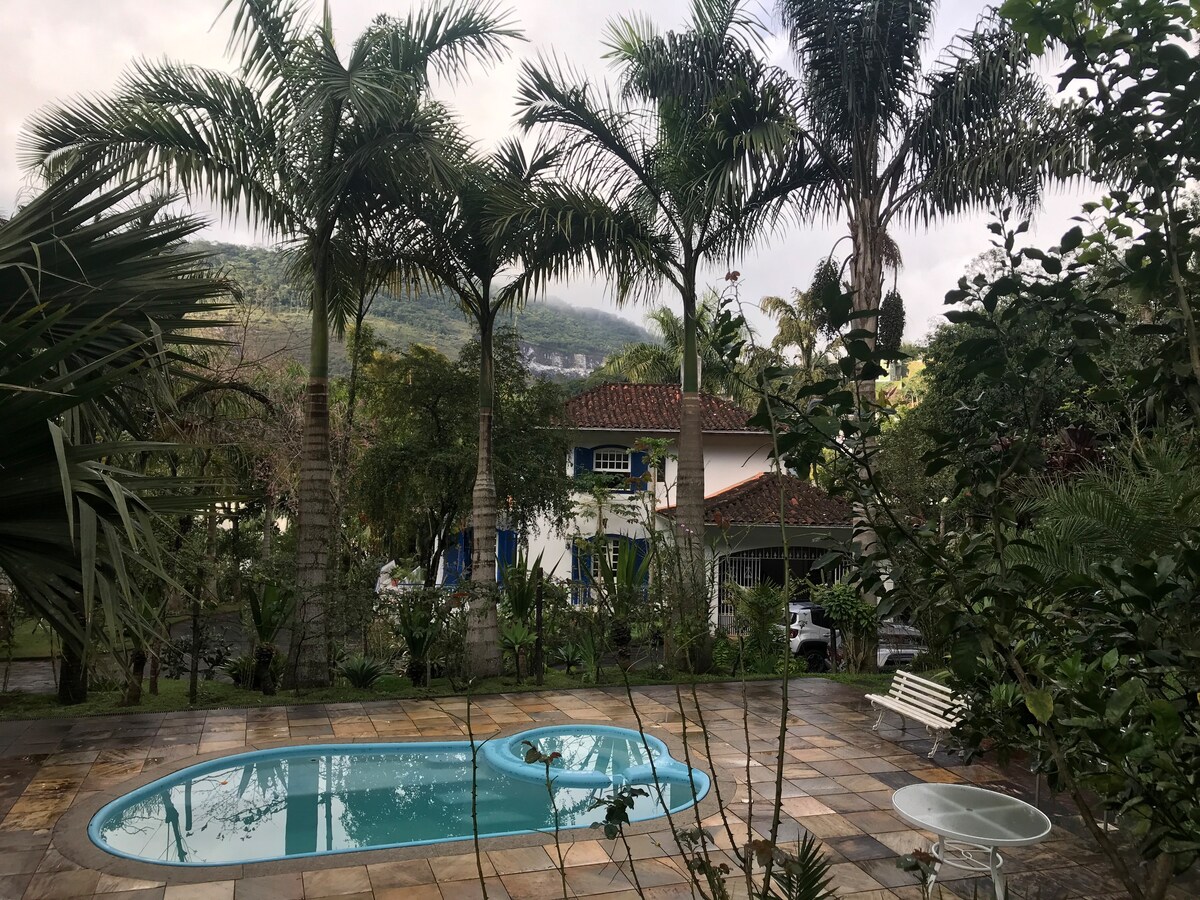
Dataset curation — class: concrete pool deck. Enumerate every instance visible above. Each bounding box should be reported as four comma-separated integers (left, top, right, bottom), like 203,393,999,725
0,678,1179,899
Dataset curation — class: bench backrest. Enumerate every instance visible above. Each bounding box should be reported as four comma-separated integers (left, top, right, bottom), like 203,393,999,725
888,670,961,720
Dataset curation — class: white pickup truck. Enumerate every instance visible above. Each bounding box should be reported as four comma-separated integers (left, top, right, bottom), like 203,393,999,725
788,601,925,672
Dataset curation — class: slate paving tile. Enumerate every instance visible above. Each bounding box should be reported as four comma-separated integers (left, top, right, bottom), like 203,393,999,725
0,684,1179,899
824,835,899,862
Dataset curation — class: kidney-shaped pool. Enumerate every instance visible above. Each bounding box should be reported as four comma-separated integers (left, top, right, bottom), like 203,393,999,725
90,724,708,866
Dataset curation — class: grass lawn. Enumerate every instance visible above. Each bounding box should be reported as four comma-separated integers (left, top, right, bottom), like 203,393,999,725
5,619,55,660
0,669,894,721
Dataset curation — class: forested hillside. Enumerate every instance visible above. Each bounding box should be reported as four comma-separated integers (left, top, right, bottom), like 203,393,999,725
198,241,650,375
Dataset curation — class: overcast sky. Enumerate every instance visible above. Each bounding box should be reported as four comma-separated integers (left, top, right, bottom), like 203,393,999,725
0,0,1095,344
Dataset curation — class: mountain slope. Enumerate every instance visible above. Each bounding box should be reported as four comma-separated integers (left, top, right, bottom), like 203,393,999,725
196,241,651,375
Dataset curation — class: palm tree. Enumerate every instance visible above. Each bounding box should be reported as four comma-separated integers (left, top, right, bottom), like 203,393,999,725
22,0,521,686
775,0,1076,395
0,166,231,704
391,138,564,676
513,0,823,654
600,298,777,406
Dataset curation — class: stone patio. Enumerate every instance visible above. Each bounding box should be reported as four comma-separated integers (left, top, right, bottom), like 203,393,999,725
0,679,1176,900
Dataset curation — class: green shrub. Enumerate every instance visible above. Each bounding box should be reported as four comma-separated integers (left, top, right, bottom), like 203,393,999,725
554,641,582,675
711,634,741,675
336,654,387,689
500,621,536,681
732,582,787,674
811,581,877,674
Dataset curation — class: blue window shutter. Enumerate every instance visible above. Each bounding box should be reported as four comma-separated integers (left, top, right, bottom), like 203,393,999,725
569,543,580,605
630,450,648,486
573,446,593,475
462,529,473,582
443,532,466,585
497,530,517,584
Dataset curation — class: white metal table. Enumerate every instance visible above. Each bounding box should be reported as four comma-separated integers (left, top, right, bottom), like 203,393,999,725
891,783,1052,900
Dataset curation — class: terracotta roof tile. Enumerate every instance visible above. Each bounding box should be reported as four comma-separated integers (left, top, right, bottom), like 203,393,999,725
662,473,852,528
565,383,755,432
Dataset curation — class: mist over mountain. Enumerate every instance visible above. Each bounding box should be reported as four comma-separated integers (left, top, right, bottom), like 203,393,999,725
197,241,652,377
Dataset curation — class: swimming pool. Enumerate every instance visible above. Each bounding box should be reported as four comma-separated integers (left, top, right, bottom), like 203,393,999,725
89,725,709,866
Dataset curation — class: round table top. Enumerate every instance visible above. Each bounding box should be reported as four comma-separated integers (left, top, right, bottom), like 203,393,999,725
891,783,1052,847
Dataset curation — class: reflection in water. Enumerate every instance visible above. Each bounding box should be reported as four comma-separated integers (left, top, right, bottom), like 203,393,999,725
515,733,656,780
96,735,705,866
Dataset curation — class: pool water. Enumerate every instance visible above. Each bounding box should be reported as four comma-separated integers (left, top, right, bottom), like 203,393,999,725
90,726,708,866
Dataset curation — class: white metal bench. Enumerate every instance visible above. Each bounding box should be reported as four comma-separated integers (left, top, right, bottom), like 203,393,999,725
866,670,963,758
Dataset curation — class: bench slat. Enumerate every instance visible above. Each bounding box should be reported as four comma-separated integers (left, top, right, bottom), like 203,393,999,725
893,671,954,699
888,681,957,713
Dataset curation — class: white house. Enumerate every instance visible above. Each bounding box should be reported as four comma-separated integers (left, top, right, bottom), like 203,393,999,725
523,383,852,627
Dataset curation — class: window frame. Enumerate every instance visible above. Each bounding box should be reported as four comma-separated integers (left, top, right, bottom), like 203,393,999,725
592,448,632,474
590,538,622,581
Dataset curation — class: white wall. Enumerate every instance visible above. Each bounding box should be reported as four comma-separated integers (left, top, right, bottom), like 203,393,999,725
523,428,774,579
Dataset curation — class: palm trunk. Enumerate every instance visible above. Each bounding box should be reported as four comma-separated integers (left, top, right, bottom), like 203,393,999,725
850,201,885,634
122,646,147,706
466,315,503,677
289,262,334,688
676,290,711,671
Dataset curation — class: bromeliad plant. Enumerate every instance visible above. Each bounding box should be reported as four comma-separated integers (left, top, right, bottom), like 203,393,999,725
499,620,536,682
245,582,294,695
592,536,652,670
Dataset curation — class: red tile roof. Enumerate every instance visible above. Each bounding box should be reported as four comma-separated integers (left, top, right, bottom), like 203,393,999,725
565,383,756,432
662,473,852,528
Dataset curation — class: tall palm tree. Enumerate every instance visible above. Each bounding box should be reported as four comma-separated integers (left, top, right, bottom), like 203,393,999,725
391,138,563,675
22,0,521,686
0,166,231,704
513,0,823,655
775,0,1076,394
600,298,776,406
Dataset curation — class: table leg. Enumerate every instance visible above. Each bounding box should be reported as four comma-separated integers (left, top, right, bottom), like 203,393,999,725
988,845,1006,900
928,835,944,894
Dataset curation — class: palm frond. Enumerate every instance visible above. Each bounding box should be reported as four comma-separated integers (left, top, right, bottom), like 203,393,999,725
219,0,312,94
365,0,522,86
1,166,231,657
779,0,935,152
21,58,294,230
897,17,1083,224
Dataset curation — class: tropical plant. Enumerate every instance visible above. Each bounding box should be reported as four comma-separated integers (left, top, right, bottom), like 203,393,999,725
760,259,840,385
513,0,825,663
246,582,294,695
575,628,604,683
336,653,387,689
731,582,786,674
592,538,651,669
553,640,582,675
598,298,779,405
22,0,521,687
501,550,546,626
388,588,444,687
0,166,230,704
811,581,876,674
499,620,536,681
775,0,1076,394
748,834,837,900
392,138,584,674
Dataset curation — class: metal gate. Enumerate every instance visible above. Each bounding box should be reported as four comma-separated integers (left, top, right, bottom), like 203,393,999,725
716,546,848,630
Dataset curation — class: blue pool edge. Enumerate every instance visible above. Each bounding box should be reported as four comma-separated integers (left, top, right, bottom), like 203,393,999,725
87,729,712,868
